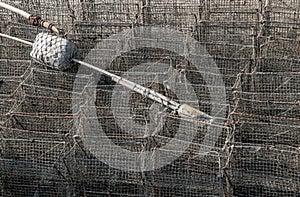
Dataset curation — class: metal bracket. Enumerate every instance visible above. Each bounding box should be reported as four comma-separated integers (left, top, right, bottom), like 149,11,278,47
29,15,60,35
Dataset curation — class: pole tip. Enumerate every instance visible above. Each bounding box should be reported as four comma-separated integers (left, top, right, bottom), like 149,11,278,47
177,104,213,121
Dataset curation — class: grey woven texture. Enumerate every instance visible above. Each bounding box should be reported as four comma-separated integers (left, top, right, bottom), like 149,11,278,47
0,0,299,196
30,33,77,70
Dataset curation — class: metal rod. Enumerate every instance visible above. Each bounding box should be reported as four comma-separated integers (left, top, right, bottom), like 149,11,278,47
0,32,214,122
0,2,60,35
0,2,31,18
0,33,33,46
73,59,181,111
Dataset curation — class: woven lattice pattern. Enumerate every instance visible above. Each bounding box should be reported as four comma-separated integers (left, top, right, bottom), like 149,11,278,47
0,0,299,196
